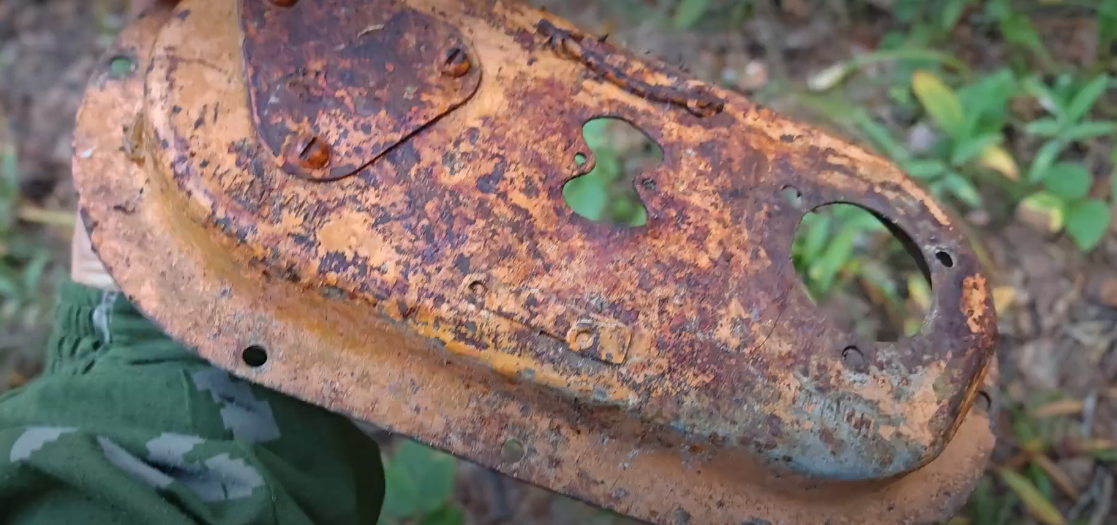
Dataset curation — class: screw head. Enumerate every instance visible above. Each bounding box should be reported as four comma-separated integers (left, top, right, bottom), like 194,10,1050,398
441,47,471,77
288,134,331,171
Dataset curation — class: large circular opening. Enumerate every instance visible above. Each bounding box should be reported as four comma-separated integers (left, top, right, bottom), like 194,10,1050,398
791,203,931,342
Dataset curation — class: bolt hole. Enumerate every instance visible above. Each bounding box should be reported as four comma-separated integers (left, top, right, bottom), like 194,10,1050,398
242,345,269,368
935,251,954,268
841,345,865,368
562,118,661,228
468,280,487,297
975,390,992,412
782,186,802,207
573,327,596,350
574,153,587,166
501,438,526,463
108,55,135,78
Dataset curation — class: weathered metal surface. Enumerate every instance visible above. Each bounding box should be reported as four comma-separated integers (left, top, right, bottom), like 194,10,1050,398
73,1,998,523
240,0,482,180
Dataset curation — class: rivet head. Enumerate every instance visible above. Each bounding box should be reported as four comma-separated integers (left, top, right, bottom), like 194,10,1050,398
267,0,297,7
441,47,471,77
288,134,331,171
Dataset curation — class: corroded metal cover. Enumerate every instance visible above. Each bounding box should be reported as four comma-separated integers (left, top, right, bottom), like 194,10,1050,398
73,1,998,524
241,0,482,180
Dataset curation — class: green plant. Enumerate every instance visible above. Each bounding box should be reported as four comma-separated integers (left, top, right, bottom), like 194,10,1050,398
984,0,1052,69
378,440,462,525
562,118,658,227
1023,74,1115,181
1019,74,1115,251
791,204,929,340
853,69,1018,209
0,146,54,335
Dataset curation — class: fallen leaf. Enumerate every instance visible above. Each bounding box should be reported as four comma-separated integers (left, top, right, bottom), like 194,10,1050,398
808,62,851,92
1016,192,1065,234
993,285,1017,312
1031,398,1084,418
978,144,1020,180
1032,454,1079,499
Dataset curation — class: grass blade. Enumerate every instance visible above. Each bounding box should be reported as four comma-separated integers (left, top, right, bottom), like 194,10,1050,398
998,468,1066,525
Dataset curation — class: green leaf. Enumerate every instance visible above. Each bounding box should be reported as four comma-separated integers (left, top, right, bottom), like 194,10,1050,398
1065,199,1112,252
903,159,947,179
1102,1,1117,47
912,70,966,138
999,15,1050,65
1023,77,1065,118
1027,461,1054,500
1018,192,1066,234
1042,163,1092,200
672,0,712,29
853,112,909,162
943,172,982,208
951,133,1002,166
0,264,21,299
21,252,50,294
421,506,465,525
808,225,857,295
801,214,832,261
1027,140,1065,183
393,441,456,514
563,174,608,221
1112,146,1117,203
1023,117,1062,137
941,0,972,31
1060,121,1117,142
998,469,1066,525
1065,75,1110,123
381,464,419,518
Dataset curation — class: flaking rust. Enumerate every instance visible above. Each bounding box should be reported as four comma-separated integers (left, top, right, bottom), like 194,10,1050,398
74,0,998,523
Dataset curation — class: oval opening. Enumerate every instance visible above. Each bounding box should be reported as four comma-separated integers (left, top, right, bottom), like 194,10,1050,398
791,203,931,342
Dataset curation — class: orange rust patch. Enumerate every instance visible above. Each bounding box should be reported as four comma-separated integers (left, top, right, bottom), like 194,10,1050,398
962,274,990,333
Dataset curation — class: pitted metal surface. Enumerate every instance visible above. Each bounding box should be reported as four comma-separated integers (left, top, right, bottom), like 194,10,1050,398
240,0,482,180
73,1,997,523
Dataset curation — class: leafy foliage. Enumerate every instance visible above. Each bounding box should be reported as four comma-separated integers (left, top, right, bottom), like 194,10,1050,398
378,441,462,525
562,118,659,227
0,146,57,342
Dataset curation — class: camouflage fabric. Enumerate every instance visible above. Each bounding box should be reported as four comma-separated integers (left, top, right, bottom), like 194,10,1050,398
0,281,384,523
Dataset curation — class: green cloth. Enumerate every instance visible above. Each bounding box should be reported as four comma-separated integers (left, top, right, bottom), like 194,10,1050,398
0,281,384,524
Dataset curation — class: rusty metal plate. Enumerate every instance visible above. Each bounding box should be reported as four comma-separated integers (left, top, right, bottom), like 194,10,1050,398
240,0,482,180
74,1,998,523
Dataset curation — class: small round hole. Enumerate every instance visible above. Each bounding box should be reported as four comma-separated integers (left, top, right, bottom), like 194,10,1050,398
500,438,526,463
574,153,587,166
974,390,992,412
781,186,802,207
935,251,954,268
108,55,135,78
841,345,865,368
468,280,487,297
242,345,269,367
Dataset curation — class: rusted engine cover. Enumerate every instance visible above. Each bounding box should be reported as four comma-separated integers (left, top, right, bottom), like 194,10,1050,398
73,1,998,524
